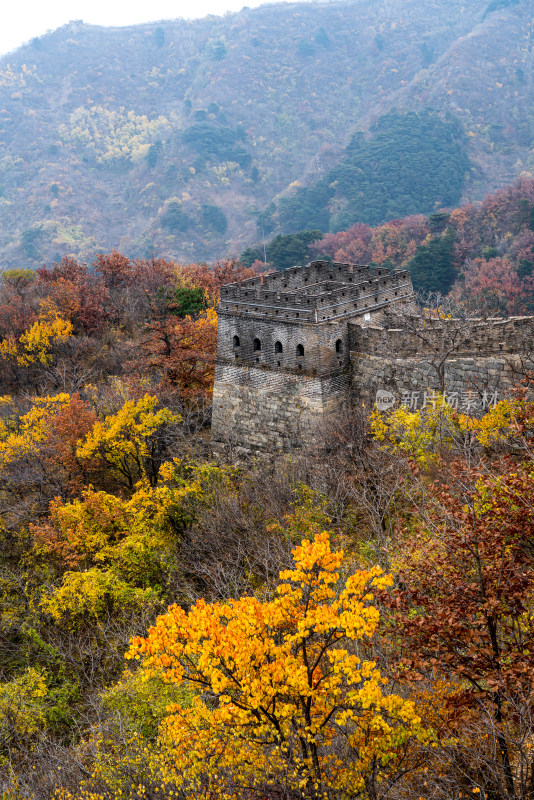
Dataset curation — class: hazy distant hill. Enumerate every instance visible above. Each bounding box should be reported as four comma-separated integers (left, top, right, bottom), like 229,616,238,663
0,0,531,267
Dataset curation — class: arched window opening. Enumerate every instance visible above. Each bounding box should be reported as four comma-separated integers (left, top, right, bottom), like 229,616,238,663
296,344,304,357
233,335,240,347
275,341,283,354
335,339,343,354
253,338,261,351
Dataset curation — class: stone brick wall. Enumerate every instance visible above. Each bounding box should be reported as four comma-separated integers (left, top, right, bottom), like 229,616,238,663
351,352,529,403
213,272,534,450
349,315,534,408
349,316,534,358
209,260,534,451
217,313,352,374
211,361,350,451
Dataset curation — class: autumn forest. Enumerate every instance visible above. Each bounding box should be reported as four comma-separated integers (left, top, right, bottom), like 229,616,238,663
0,0,533,796
0,166,531,798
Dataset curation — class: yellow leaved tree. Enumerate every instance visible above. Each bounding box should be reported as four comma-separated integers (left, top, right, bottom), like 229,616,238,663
34,458,232,628
76,394,181,490
370,393,534,466
0,394,71,467
0,667,48,768
370,395,462,469
128,531,427,800
0,310,73,367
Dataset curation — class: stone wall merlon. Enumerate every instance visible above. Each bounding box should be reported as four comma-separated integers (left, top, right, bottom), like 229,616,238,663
259,290,278,301
239,277,263,287
227,281,351,303
284,266,301,278
352,281,413,304
316,290,412,314
221,285,240,299
219,281,413,318
219,262,411,305
220,291,412,321
320,294,412,323
332,262,373,281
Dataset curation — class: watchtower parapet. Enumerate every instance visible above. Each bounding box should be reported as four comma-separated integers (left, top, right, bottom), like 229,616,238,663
212,258,534,452
218,261,413,326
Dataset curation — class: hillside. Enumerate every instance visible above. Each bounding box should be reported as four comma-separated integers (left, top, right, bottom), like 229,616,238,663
0,0,531,267
300,175,534,313
0,214,533,797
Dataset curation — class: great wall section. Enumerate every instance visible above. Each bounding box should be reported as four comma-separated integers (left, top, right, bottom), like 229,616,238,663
211,261,534,451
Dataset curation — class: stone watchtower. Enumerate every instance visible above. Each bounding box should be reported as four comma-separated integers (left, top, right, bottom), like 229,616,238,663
211,260,414,451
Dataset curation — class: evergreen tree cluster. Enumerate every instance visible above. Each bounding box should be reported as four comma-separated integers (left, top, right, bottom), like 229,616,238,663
275,111,470,235
407,225,457,295
182,123,252,169
240,230,323,271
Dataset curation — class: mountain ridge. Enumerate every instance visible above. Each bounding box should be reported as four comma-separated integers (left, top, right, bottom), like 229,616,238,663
0,0,531,267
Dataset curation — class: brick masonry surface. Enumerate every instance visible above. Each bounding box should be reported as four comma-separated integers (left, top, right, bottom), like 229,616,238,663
212,259,413,451
352,353,531,404
350,316,534,408
211,362,350,451
212,260,534,451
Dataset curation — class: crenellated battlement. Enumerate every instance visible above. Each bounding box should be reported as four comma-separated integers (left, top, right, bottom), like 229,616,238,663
349,314,534,358
347,313,534,411
212,256,534,452
219,260,413,323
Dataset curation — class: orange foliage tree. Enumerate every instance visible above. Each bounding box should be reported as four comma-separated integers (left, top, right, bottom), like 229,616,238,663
36,257,110,336
175,257,261,305
386,458,534,800
311,222,373,264
40,392,97,497
450,256,534,315
129,532,426,800
136,308,219,400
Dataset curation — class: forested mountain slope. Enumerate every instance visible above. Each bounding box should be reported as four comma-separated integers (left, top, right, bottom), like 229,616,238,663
241,175,534,312
312,176,534,311
0,0,531,267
